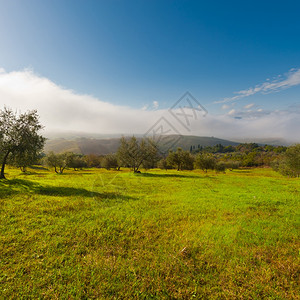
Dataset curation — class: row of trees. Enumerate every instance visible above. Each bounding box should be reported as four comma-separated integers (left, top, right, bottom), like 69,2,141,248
190,143,288,167
1,107,299,178
190,142,287,155
42,144,239,174
42,137,160,174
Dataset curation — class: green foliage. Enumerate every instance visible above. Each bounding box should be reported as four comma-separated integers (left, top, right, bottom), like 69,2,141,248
84,154,101,168
192,143,286,168
224,160,241,170
9,149,43,172
101,154,119,170
194,153,216,172
215,161,226,173
285,144,300,177
44,152,69,174
66,153,87,170
167,148,194,170
0,107,45,178
158,158,172,171
243,151,257,167
273,144,300,177
236,143,259,153
117,137,159,172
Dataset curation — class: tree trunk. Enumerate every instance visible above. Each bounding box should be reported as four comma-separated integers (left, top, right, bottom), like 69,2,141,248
0,151,10,179
59,166,66,174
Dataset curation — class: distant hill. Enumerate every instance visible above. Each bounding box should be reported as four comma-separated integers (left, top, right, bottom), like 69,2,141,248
166,135,239,151
233,138,290,146
44,135,240,155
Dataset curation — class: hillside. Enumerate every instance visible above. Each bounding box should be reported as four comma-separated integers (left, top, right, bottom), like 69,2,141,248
167,135,239,151
44,135,240,154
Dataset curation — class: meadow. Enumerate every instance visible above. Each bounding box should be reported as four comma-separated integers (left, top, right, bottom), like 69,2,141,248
0,167,299,299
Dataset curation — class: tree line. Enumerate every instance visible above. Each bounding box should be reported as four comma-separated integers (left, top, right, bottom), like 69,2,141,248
1,107,300,178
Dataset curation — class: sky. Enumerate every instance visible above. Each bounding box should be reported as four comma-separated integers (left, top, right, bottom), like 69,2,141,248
0,0,300,142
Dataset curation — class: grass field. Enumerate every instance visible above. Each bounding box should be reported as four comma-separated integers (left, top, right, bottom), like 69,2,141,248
0,167,299,299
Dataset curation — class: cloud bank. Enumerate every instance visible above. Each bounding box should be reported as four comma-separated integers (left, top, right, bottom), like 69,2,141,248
0,68,299,143
0,68,161,134
216,68,300,104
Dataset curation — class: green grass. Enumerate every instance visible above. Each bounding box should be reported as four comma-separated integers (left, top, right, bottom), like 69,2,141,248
0,167,299,299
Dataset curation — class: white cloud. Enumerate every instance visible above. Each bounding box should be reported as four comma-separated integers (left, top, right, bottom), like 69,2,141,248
0,68,299,143
228,109,236,115
0,68,162,134
153,101,159,110
188,110,300,142
222,104,230,110
216,68,300,104
244,103,255,109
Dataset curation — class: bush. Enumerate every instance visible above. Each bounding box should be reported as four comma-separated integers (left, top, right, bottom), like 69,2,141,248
215,162,226,173
272,144,300,177
101,154,119,170
85,154,102,168
158,158,173,171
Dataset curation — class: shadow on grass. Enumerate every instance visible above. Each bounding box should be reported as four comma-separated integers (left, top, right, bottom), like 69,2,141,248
136,172,213,179
0,178,134,200
59,172,95,176
230,169,251,174
29,165,49,171
18,171,50,176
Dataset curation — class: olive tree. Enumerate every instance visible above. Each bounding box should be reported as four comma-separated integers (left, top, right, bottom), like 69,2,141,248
194,153,216,173
44,152,68,174
167,148,194,171
101,154,120,170
11,149,43,172
66,153,87,171
117,136,159,172
0,107,45,179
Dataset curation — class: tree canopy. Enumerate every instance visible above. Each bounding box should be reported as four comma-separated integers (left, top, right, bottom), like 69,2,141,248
0,107,45,179
117,136,159,172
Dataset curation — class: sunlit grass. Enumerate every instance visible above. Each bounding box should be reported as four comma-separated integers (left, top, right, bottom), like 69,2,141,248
0,167,299,298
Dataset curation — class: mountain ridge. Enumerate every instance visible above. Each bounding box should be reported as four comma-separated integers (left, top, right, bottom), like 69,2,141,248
44,134,289,155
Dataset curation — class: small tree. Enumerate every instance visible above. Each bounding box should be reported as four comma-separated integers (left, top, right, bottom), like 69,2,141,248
84,154,101,168
101,154,119,170
167,148,194,171
215,162,226,173
225,160,240,171
117,137,158,173
282,144,300,177
194,153,216,172
44,152,68,174
181,151,194,170
167,149,182,171
142,139,160,170
0,107,45,179
158,158,172,171
66,153,87,171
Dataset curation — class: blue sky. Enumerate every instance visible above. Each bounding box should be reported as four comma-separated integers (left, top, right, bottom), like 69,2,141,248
0,0,300,141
